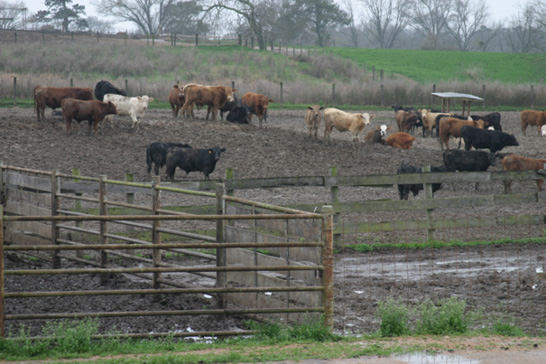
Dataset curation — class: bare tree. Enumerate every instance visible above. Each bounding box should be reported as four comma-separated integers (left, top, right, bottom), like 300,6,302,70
298,0,350,47
98,0,177,36
474,22,501,52
341,0,360,47
0,0,27,29
360,0,409,49
409,0,452,49
505,2,542,53
444,0,488,51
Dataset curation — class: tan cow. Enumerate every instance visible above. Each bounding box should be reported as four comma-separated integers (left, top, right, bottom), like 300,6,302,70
502,154,546,193
242,92,274,126
386,132,415,149
323,108,375,143
439,117,485,150
181,84,236,121
61,98,117,134
520,109,546,136
420,109,452,137
304,105,324,139
34,85,93,122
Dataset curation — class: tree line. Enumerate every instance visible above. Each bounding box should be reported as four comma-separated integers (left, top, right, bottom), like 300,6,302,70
1,0,545,53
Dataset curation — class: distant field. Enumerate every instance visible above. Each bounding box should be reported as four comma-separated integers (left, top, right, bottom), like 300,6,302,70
325,48,544,84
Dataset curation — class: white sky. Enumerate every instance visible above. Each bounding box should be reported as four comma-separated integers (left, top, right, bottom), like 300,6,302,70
20,0,522,32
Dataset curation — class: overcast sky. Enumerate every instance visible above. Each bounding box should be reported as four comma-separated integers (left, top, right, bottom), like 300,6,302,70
20,0,522,32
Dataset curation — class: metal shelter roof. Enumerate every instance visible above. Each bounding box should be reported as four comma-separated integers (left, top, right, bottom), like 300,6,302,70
431,92,484,101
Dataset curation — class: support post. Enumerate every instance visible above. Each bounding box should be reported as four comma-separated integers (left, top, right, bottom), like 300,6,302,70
321,205,334,329
51,171,60,269
0,206,5,338
151,176,161,289
99,175,109,284
329,167,340,248
216,183,227,309
423,166,436,241
72,168,83,257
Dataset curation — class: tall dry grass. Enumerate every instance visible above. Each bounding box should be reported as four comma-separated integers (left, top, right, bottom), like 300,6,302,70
0,41,544,108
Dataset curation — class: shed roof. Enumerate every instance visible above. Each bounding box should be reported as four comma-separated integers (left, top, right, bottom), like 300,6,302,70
431,92,484,101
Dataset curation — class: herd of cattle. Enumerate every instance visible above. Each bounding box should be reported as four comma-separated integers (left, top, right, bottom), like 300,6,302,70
30,81,546,196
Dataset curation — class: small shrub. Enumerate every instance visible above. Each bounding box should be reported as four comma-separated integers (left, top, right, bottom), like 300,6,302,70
0,325,51,357
377,299,412,337
43,318,99,353
416,297,468,335
247,316,337,342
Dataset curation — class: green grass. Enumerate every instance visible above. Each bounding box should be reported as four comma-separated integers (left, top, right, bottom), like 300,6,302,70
326,48,545,84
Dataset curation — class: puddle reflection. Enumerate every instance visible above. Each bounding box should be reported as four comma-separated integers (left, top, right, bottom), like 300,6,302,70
394,352,479,364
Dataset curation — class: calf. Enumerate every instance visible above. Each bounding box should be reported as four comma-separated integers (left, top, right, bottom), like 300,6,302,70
242,92,273,126
165,146,226,180
365,125,390,145
168,85,185,117
520,109,546,136
94,80,127,101
470,112,502,131
34,85,93,122
323,108,375,143
385,132,415,149
502,154,546,193
210,94,238,121
103,94,154,128
61,98,117,133
305,105,325,139
226,102,250,124
460,125,519,153
146,142,192,176
438,117,485,150
396,164,447,200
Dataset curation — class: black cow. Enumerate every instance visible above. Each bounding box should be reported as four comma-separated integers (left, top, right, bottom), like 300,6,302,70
94,80,127,101
443,149,496,172
146,142,192,176
165,146,226,180
460,125,518,153
226,102,250,124
470,112,502,131
397,164,447,200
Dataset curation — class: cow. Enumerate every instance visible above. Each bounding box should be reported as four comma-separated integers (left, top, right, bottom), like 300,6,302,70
323,108,375,143
420,110,452,137
396,164,447,200
392,105,423,134
460,125,519,153
395,110,419,133
520,109,546,136
365,125,390,145
103,94,154,128
542,125,546,136
242,92,273,126
168,85,185,118
146,142,192,176
435,114,472,137
165,146,226,180
211,94,238,121
181,84,236,121
61,98,117,133
34,86,93,122
304,105,324,139
94,80,127,101
470,112,502,131
438,117,485,150
443,149,495,190
385,132,415,149
226,102,250,124
502,154,546,193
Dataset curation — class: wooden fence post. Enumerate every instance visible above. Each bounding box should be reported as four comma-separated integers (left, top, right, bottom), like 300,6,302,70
216,183,226,309
124,32,127,46
482,84,486,110
99,175,109,284
125,173,134,232
381,84,385,107
0,205,4,338
72,168,83,257
329,167,340,248
51,171,60,269
195,34,198,46
125,79,128,94
423,166,436,241
70,78,73,87
372,65,375,81
432,84,436,105
151,176,161,289
280,81,283,105
321,205,334,329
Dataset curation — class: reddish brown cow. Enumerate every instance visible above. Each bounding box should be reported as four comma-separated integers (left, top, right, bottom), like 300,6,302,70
168,85,185,118
34,85,93,122
502,154,546,193
385,132,415,149
180,85,236,121
242,92,274,127
61,98,117,133
520,109,546,136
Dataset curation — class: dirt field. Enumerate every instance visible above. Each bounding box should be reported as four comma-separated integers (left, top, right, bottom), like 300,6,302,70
2,106,546,337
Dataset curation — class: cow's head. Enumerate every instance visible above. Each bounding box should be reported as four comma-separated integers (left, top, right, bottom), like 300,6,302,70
224,87,237,103
362,113,375,126
209,147,227,161
307,105,324,120
475,119,485,128
379,124,391,137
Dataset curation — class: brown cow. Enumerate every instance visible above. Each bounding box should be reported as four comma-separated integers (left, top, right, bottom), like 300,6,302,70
365,125,391,145
385,132,415,149
304,105,324,139
438,117,485,150
502,154,546,193
520,109,546,136
180,84,236,121
61,98,117,134
242,92,274,127
34,85,93,122
395,110,419,133
168,85,185,118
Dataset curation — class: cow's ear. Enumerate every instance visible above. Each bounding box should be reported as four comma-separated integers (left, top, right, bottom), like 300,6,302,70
319,107,324,110
232,88,237,92
208,149,213,154
308,106,313,110
370,114,376,119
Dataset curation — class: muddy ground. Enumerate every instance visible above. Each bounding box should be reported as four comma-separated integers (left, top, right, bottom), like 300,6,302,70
2,107,546,337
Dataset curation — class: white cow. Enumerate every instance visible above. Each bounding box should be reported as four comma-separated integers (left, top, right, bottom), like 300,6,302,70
103,94,154,128
541,125,546,136
323,108,375,143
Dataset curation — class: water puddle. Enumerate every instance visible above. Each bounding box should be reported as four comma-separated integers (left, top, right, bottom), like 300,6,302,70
394,352,479,364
